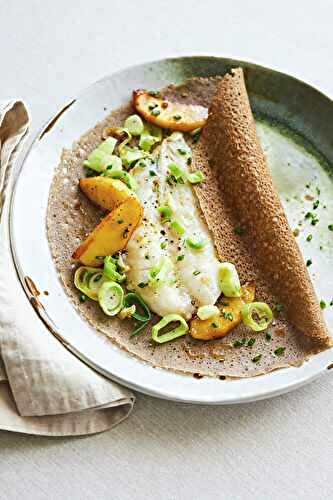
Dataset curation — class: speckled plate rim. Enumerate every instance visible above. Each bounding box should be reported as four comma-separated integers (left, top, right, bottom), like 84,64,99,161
8,55,333,404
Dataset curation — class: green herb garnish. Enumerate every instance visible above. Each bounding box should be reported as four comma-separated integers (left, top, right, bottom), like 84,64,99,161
177,148,187,155
320,300,326,310
211,322,219,328
234,225,244,236
177,254,185,262
158,205,172,223
138,282,148,289
252,354,262,363
233,340,243,348
306,259,312,267
265,332,272,341
193,270,201,276
130,321,149,337
306,234,313,242
247,338,256,346
274,347,286,356
222,311,234,321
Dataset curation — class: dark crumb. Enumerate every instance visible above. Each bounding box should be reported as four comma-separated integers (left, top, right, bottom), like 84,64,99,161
193,373,203,379
43,290,49,296
219,375,226,380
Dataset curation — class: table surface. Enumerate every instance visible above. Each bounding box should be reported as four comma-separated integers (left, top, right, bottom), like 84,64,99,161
1,1,333,499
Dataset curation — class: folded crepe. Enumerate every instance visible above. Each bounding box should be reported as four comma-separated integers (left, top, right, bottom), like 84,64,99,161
194,68,330,346
47,68,331,379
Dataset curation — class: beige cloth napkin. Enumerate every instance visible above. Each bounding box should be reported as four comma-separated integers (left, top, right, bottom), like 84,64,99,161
0,100,134,436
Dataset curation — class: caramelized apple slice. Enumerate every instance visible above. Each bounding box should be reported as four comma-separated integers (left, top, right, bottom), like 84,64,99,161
80,177,134,212
190,283,256,340
133,90,208,132
72,195,143,266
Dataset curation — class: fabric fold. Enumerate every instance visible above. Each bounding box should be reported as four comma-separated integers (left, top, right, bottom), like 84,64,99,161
0,100,135,436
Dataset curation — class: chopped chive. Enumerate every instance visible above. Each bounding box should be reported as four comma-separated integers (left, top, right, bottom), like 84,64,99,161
330,299,333,306
305,212,313,219
151,108,160,117
117,219,124,224
247,338,256,346
211,322,219,328
313,200,319,210
177,148,187,155
328,224,333,231
187,157,192,165
138,282,148,288
252,354,262,363
222,311,233,321
177,254,185,261
79,294,87,303
316,187,321,196
123,228,129,238
274,346,286,356
233,340,243,348
193,270,201,276
173,114,182,121
234,225,244,236
265,332,272,341
306,234,313,242
160,242,167,249
130,321,149,337
149,170,157,176
306,259,312,267
320,300,326,310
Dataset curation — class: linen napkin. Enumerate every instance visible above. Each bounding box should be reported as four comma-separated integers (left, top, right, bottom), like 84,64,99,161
0,100,134,436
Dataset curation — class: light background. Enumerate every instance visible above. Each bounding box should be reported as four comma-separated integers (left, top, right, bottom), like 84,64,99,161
1,1,333,499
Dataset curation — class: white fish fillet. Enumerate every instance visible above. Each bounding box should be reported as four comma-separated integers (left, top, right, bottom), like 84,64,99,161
158,133,221,306
125,152,194,319
125,133,221,319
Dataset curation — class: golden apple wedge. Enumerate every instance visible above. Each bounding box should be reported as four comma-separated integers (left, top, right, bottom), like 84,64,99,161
132,90,208,132
80,176,134,212
190,283,256,340
72,195,143,266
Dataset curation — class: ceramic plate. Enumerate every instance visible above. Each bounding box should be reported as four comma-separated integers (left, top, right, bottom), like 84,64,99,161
9,56,333,404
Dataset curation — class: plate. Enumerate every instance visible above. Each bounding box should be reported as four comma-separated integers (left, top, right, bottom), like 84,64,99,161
9,56,333,404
